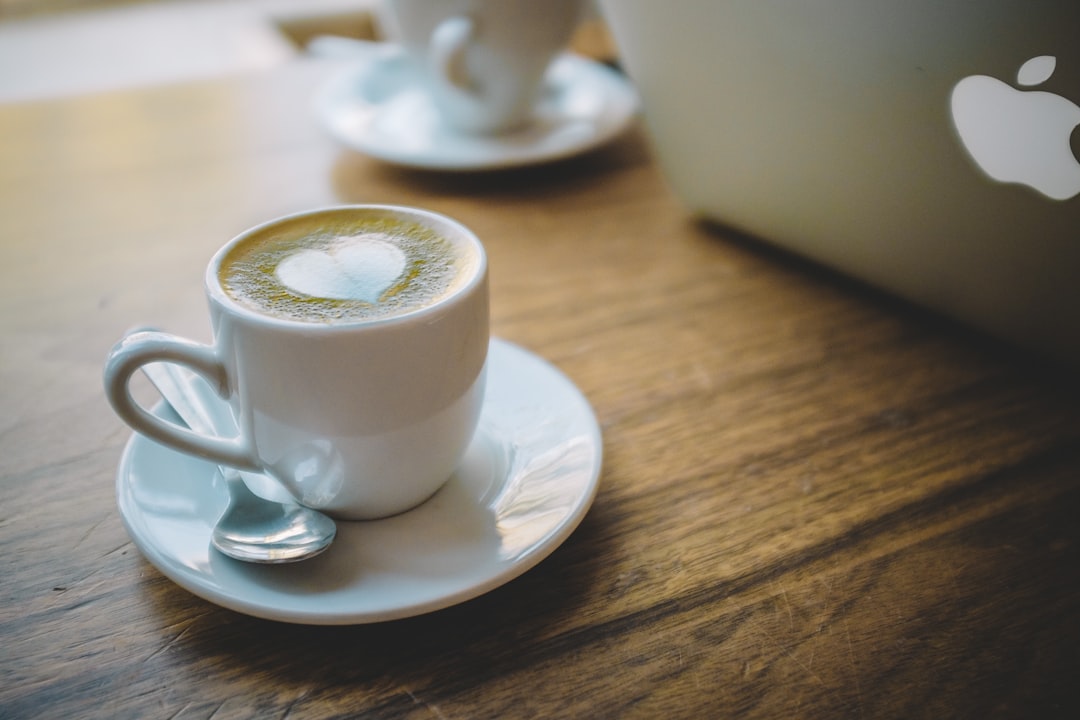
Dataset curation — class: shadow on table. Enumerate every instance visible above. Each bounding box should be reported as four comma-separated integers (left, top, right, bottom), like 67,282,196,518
690,216,1080,389
330,126,652,203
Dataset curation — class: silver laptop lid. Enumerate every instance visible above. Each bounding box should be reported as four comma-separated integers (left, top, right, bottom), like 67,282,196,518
600,0,1080,366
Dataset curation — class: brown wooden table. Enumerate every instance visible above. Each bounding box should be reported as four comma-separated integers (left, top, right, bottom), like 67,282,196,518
3,57,1079,719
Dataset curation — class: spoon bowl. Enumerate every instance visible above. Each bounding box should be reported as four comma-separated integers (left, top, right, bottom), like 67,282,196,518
211,468,337,563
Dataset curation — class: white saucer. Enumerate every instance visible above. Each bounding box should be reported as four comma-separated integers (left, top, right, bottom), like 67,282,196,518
313,47,639,170
115,338,602,624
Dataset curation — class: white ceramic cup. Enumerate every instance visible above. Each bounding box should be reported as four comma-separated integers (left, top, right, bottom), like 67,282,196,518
104,205,489,520
383,0,584,135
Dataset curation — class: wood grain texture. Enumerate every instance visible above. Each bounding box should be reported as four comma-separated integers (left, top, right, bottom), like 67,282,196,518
2,58,1079,720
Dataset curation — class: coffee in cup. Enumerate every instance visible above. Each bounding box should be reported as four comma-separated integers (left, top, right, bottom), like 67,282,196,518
218,211,477,323
104,205,489,520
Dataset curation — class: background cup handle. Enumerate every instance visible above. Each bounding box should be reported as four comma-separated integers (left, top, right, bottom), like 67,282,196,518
103,329,260,471
430,15,477,94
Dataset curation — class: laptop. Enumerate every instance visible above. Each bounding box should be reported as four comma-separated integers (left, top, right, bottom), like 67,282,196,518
598,1,1080,367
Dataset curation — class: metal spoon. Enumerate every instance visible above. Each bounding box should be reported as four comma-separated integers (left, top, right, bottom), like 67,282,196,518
140,360,337,563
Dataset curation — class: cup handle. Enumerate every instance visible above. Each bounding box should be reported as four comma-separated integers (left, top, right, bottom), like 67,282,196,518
103,328,260,471
430,15,477,94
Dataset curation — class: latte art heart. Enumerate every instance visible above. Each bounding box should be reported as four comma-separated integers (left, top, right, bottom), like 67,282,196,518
219,213,468,323
275,237,407,303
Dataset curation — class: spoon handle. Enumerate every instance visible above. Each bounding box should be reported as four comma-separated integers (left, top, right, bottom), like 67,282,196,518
141,361,230,436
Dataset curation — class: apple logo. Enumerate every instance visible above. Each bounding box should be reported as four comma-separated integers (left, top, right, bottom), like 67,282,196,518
950,55,1080,200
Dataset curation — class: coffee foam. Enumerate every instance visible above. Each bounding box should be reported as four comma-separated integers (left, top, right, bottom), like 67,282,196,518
275,235,408,303
219,215,468,323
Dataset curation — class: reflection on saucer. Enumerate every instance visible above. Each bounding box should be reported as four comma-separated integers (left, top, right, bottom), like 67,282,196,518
313,49,639,171
115,338,603,624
